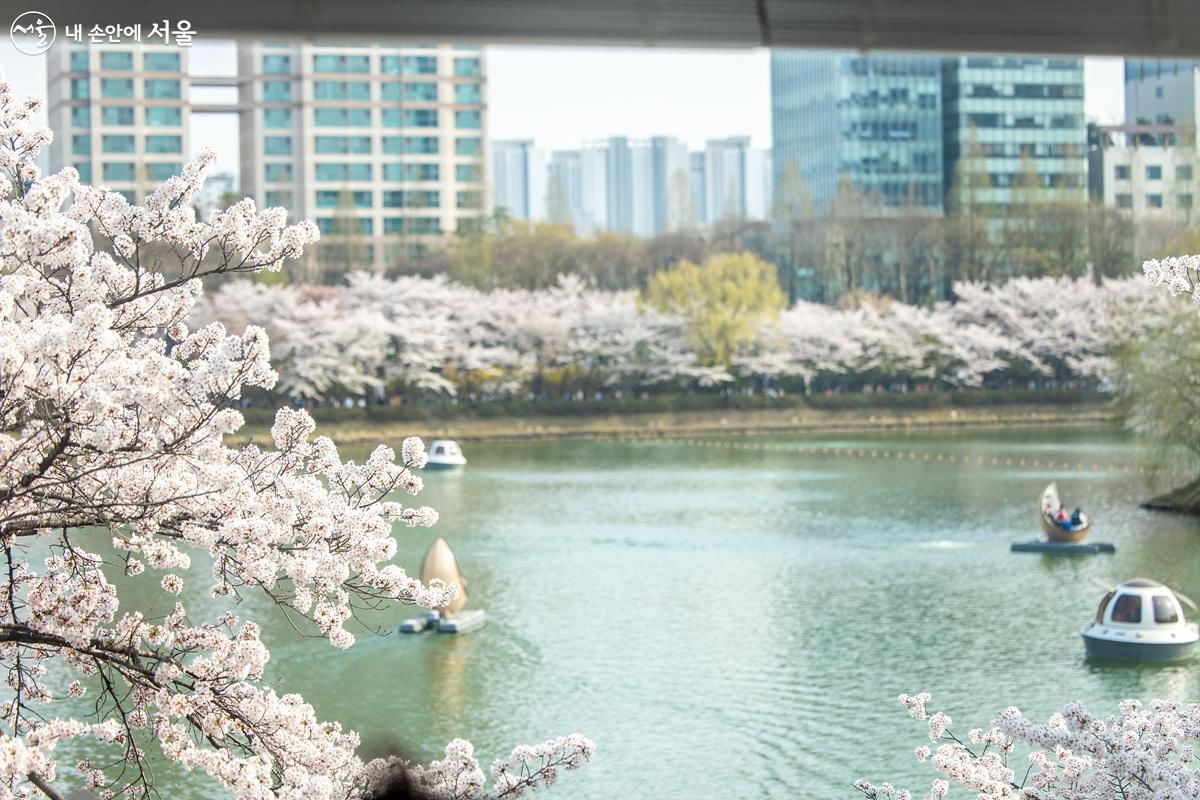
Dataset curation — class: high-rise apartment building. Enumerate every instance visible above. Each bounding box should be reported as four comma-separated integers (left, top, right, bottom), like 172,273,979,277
703,136,771,222
236,42,489,271
650,136,689,234
546,149,584,229
492,139,547,220
48,41,489,275
47,44,190,203
942,55,1087,209
770,51,945,213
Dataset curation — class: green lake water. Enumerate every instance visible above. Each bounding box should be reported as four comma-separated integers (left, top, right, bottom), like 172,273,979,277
39,427,1200,797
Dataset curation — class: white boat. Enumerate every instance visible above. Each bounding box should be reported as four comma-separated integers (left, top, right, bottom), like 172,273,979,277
1081,578,1199,662
426,439,467,469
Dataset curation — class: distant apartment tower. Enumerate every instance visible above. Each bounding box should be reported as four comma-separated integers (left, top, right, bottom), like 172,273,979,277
650,136,690,233
236,42,489,271
492,139,546,220
689,152,708,226
546,149,585,230
770,51,945,213
942,55,1087,209
703,136,771,222
1124,59,1200,128
47,44,190,203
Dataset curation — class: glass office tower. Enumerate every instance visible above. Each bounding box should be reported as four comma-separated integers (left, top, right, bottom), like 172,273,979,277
770,51,945,213
942,55,1086,209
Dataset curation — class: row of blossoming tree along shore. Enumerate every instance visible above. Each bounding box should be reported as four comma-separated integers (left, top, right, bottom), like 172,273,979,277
193,269,1169,406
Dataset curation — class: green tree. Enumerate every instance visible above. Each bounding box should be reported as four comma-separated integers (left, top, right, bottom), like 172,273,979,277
943,129,995,291
1114,303,1200,512
769,158,815,302
644,252,785,367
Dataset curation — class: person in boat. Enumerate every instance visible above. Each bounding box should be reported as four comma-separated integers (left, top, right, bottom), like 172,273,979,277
1055,504,1071,528
1070,508,1087,529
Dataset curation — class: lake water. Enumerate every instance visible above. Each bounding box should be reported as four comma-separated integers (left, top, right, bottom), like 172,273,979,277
45,427,1200,797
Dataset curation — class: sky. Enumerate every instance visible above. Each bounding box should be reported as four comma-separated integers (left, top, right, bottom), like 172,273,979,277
0,39,1127,179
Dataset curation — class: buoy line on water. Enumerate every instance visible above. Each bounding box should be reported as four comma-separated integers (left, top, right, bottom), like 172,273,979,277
614,437,1193,482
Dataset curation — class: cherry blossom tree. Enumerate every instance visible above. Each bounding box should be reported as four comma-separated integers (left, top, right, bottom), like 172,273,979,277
857,693,1200,800
0,83,592,800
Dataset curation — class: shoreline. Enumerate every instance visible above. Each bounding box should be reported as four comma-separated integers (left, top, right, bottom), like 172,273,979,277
236,401,1119,446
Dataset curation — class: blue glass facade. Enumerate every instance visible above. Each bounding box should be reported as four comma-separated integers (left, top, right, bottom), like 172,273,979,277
771,51,1088,215
771,51,945,212
942,55,1086,209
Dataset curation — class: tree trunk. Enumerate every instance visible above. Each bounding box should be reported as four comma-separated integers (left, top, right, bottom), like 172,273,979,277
1142,475,1200,515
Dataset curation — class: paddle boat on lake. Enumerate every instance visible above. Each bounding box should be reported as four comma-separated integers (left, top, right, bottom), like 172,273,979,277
1081,578,1199,662
1039,482,1090,543
399,537,487,634
426,439,467,469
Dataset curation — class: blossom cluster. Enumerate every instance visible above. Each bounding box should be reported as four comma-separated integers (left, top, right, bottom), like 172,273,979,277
1143,254,1200,301
193,271,1167,404
0,80,588,800
857,693,1200,800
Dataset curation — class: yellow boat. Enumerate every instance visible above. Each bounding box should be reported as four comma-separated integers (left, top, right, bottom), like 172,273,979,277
1039,482,1091,543
420,536,469,616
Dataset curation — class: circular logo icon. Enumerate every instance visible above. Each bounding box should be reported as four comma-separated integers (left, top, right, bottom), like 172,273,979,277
10,11,56,55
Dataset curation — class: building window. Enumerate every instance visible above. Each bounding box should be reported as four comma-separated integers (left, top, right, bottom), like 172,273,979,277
315,189,373,208
145,135,182,154
70,78,90,100
382,190,440,208
384,163,439,182
456,191,482,209
100,51,133,71
314,135,371,154
1156,86,1164,98
144,52,181,72
383,136,439,155
1180,194,1193,209
1115,193,1132,208
262,81,292,102
263,54,291,75
102,163,136,182
1114,165,1130,180
314,81,371,100
263,108,292,129
69,51,89,71
454,110,482,129
1147,165,1163,180
314,108,372,127
145,107,182,127
146,163,182,181
101,134,136,154
144,79,181,99
390,56,437,75
100,78,134,99
71,106,90,127
456,137,482,156
313,54,370,73
71,134,91,155
454,84,481,104
317,217,373,235
1179,166,1194,181
382,82,438,102
314,163,372,181
381,109,439,128
263,136,293,155
265,164,294,182
264,190,293,207
102,107,135,126
384,217,441,234
1147,193,1164,208
455,164,481,182
74,162,92,183
453,57,481,77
